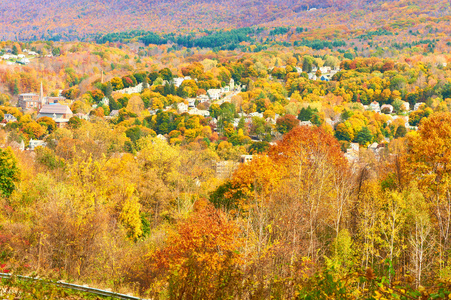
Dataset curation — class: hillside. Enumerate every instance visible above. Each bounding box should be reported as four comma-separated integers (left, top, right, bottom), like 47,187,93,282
1,0,441,41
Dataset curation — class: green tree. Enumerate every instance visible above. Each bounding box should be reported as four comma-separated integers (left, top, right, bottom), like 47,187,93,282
298,106,318,121
105,81,113,97
394,125,407,138
354,126,373,145
0,147,20,198
12,45,18,55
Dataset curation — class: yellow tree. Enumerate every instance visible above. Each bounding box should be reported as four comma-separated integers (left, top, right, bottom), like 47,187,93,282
408,112,451,272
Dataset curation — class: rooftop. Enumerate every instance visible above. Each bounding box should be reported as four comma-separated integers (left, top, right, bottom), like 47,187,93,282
39,104,73,115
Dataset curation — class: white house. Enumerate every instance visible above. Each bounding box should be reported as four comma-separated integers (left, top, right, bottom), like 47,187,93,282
109,110,119,117
249,112,264,118
188,99,196,108
240,155,254,164
3,114,17,122
188,108,210,117
29,139,47,151
400,101,410,111
300,120,313,127
344,143,359,163
173,76,192,88
414,102,425,111
381,104,394,114
369,101,381,113
207,89,222,100
197,94,210,103
177,102,188,114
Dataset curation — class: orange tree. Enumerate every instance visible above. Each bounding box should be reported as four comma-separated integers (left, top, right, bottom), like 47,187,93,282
127,200,244,299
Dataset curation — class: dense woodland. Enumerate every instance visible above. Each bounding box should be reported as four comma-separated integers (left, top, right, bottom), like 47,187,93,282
3,1,451,299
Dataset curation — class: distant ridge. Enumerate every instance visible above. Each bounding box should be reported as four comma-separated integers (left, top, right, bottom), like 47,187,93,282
0,0,376,41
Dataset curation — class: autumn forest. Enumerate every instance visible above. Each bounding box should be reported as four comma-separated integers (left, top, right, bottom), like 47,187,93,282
2,0,451,299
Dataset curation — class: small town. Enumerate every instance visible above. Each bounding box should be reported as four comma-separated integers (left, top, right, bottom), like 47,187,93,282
2,0,451,299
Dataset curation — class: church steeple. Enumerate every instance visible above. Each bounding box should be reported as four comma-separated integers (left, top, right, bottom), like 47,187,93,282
40,81,45,109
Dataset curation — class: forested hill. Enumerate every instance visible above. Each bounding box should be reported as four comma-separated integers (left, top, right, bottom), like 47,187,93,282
0,0,446,42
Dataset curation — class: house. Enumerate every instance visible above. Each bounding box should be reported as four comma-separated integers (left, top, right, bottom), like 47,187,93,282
400,101,410,111
28,139,47,151
344,143,359,163
1,54,17,60
109,110,119,117
75,113,89,120
187,98,196,108
99,97,109,106
177,102,188,114
308,73,317,80
197,94,210,103
369,101,381,113
173,76,192,88
3,114,17,122
38,104,73,127
18,82,62,110
38,104,73,119
17,58,30,65
216,161,238,179
18,93,41,110
414,102,425,111
300,120,313,126
46,96,67,104
381,104,394,114
114,83,144,95
229,78,235,91
249,112,264,118
188,108,210,117
156,134,168,142
240,155,254,164
207,89,222,100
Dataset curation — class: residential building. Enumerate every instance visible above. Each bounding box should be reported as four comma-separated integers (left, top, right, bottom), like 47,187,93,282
207,89,222,100
381,104,394,114
414,102,425,111
18,93,41,110
109,110,119,117
216,161,238,179
29,139,47,151
188,108,210,117
37,103,73,127
177,102,188,114
369,101,381,113
344,143,359,163
240,155,253,164
3,114,17,122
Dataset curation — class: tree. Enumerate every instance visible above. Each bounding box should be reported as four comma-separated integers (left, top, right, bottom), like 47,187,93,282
127,201,243,297
408,113,451,267
105,82,113,97
110,77,124,91
159,68,173,82
90,90,105,103
37,116,57,133
298,106,318,121
0,147,20,198
276,114,299,134
12,45,19,55
394,125,407,138
354,127,373,145
52,47,61,56
68,116,82,129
